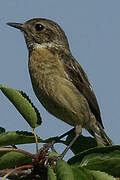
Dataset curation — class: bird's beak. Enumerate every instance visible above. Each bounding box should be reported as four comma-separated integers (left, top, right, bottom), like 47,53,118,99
7,22,23,31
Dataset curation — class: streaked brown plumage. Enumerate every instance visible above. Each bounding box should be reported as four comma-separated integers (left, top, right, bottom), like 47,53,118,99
7,18,112,147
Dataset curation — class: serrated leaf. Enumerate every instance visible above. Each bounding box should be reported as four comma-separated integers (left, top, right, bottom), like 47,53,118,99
71,166,115,180
0,85,42,128
0,131,44,146
0,130,63,147
68,145,120,177
71,166,92,180
88,170,116,180
80,150,120,177
48,166,56,180
68,145,120,165
56,160,74,180
0,151,32,170
66,131,97,154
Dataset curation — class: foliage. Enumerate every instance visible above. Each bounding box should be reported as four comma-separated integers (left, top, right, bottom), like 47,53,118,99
0,84,119,180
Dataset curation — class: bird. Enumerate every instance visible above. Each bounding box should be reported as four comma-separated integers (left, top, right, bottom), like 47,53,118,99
7,18,112,150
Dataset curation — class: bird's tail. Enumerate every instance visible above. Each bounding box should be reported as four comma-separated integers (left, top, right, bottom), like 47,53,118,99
88,121,112,146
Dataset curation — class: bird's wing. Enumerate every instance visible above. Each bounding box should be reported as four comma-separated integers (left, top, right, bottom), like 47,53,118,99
60,52,104,128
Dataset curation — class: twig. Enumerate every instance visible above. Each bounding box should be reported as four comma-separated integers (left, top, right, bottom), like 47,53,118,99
1,164,33,180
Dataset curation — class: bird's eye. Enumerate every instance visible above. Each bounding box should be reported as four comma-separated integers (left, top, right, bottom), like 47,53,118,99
35,24,44,31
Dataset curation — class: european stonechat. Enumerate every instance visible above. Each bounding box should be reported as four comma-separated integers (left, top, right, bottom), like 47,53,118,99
7,18,112,148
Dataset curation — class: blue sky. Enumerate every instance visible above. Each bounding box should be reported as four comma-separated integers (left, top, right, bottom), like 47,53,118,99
0,0,120,159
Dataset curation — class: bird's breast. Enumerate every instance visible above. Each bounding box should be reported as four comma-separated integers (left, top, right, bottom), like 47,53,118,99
28,48,67,99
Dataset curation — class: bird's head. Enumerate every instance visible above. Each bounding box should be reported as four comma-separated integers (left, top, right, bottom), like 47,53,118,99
7,18,70,51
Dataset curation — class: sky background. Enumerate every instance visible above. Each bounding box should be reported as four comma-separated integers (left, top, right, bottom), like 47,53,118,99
0,0,120,161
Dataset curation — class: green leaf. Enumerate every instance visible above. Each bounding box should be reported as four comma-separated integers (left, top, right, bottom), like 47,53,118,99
71,166,92,180
66,131,97,154
68,145,120,177
71,166,115,180
56,160,74,180
0,131,44,146
0,130,64,147
80,150,120,177
68,145,120,165
48,166,56,180
0,151,32,170
48,151,60,158
0,85,42,128
88,170,116,180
